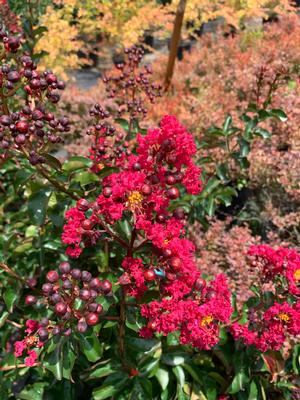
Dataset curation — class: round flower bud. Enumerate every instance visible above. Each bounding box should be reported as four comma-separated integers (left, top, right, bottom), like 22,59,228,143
194,278,206,291
169,256,182,271
147,321,156,330
76,199,89,211
14,134,26,145
89,278,102,290
100,279,112,295
103,187,112,198
62,280,72,290
16,121,29,133
79,289,91,301
166,175,176,185
144,270,156,281
54,302,67,316
71,269,81,280
77,319,88,333
81,219,94,230
81,271,92,282
51,293,62,304
86,313,99,326
166,187,179,200
46,270,59,283
59,261,71,274
141,184,152,196
38,328,49,342
7,71,20,82
25,295,37,305
40,317,49,327
42,283,53,294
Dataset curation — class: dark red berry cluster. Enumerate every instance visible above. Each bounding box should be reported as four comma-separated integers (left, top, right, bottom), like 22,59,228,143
87,46,162,170
0,32,68,163
28,262,112,334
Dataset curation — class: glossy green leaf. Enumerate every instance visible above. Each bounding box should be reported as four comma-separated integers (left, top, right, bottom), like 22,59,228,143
62,156,92,172
162,352,189,366
155,366,169,390
84,362,117,380
73,171,99,186
173,365,185,388
28,189,52,225
115,118,129,132
254,127,271,139
248,380,258,400
77,332,103,362
269,108,288,122
43,153,62,171
3,286,19,312
227,372,250,394
92,372,128,400
18,383,46,400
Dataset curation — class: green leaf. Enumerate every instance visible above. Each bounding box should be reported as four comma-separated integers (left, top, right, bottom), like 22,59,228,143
269,108,288,122
258,109,270,120
162,352,189,366
201,177,220,196
206,196,216,217
62,342,76,380
115,118,129,132
62,156,92,172
3,287,19,313
14,170,34,191
28,189,52,225
84,362,117,380
92,372,128,400
73,171,99,186
239,138,250,157
206,126,225,137
173,366,185,388
156,366,169,390
0,311,9,327
248,380,258,400
254,127,271,139
216,163,229,182
227,372,250,394
43,154,62,171
223,115,232,134
44,340,63,380
126,337,160,352
18,383,46,400
77,332,103,362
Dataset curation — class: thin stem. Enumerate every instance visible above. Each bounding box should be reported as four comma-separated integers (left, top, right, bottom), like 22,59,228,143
36,164,79,201
20,146,80,201
98,218,129,249
7,319,22,328
0,262,27,284
0,363,39,371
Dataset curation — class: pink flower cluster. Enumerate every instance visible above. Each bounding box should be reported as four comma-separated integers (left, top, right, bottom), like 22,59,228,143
14,320,42,366
248,244,300,296
231,245,300,352
62,115,202,257
140,274,232,350
61,116,234,349
231,301,300,352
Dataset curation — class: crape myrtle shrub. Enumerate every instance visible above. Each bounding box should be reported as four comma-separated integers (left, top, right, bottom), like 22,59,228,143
0,30,300,400
61,15,300,305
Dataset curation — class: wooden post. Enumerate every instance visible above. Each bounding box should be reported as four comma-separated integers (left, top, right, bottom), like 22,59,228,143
164,0,187,91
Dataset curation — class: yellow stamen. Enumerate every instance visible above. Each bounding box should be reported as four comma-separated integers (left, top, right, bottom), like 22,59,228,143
294,269,300,281
127,191,143,210
278,313,290,322
200,315,213,327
